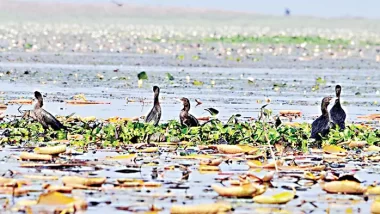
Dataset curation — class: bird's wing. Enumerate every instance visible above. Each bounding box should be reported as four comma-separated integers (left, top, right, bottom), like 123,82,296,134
189,114,199,126
41,109,64,130
145,108,155,123
310,116,328,138
145,106,161,125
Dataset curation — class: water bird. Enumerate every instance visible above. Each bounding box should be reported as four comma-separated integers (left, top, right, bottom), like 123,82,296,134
179,97,199,127
330,85,346,130
310,97,333,141
145,86,161,126
26,91,65,131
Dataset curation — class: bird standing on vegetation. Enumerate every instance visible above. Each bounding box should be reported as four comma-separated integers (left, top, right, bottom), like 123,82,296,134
310,97,333,141
330,85,346,130
145,86,161,126
29,91,65,131
179,97,199,127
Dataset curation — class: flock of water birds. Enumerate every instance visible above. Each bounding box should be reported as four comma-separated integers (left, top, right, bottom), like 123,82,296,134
20,84,347,143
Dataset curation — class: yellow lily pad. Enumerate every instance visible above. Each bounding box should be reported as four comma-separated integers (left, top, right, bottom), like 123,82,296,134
253,190,295,204
323,145,347,155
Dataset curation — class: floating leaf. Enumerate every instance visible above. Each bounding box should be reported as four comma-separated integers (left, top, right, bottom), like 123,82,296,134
217,145,244,154
304,171,326,181
368,186,380,195
322,181,367,194
248,171,275,182
170,203,231,214
371,197,380,214
34,145,66,155
137,71,148,80
0,177,18,187
338,141,367,148
247,160,262,167
44,184,73,193
253,189,295,204
238,145,259,154
166,73,174,81
118,182,142,187
367,145,380,152
198,165,220,172
65,100,110,105
175,154,215,160
279,110,302,117
199,158,223,166
193,80,204,86
13,200,37,212
37,191,87,211
7,99,33,105
248,160,284,169
62,176,106,187
316,77,326,84
323,145,347,155
139,147,159,153
177,55,185,60
20,152,52,161
106,154,136,160
24,175,59,180
24,43,33,49
212,184,259,198
0,104,7,110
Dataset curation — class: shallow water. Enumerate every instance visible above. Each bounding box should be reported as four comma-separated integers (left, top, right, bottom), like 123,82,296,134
1,61,380,126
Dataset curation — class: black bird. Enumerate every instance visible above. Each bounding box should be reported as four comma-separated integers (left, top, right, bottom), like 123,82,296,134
179,97,199,127
31,91,65,130
330,85,346,130
145,86,161,126
310,97,333,141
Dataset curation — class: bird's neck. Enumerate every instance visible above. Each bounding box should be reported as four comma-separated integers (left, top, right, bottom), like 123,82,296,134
334,98,341,106
154,93,159,105
182,104,190,112
321,103,329,116
35,99,43,109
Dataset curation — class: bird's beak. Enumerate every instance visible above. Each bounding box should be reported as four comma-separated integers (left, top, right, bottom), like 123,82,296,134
177,98,183,103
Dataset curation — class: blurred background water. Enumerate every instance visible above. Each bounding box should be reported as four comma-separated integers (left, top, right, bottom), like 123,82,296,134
20,0,380,18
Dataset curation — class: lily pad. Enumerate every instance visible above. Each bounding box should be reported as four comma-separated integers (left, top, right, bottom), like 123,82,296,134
137,71,148,80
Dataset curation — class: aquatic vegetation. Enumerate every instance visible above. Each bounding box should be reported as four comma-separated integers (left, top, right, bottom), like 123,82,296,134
204,35,351,45
1,116,380,149
0,117,379,212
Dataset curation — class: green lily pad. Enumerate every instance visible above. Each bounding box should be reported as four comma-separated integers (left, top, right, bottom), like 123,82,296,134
166,73,174,81
193,80,204,86
137,71,148,80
